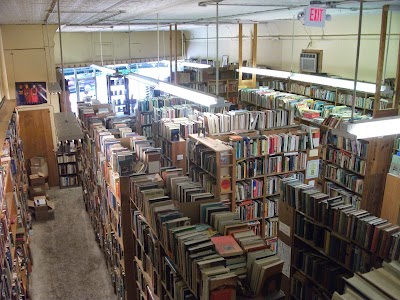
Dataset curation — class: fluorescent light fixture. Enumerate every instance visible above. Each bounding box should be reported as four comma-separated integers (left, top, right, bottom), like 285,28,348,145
240,67,291,79
126,73,159,87
90,64,116,74
290,73,386,94
333,116,400,139
178,61,211,69
239,67,387,94
127,72,221,107
158,82,220,107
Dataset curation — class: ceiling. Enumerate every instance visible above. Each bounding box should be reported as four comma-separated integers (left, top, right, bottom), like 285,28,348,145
0,0,398,31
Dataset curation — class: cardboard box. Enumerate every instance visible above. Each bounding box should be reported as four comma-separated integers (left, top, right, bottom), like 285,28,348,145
34,205,48,221
29,157,49,177
29,185,47,197
29,174,46,186
28,198,55,222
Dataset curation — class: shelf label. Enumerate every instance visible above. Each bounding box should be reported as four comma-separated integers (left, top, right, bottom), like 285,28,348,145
304,6,326,27
279,221,291,237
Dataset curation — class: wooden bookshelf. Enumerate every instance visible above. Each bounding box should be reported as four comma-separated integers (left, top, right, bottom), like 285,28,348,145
322,133,396,216
175,67,239,103
79,117,136,300
187,134,236,205
0,104,32,300
280,177,399,300
257,76,391,117
56,141,80,188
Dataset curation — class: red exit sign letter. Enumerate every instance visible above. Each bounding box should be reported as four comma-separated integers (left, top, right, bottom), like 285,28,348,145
304,6,327,27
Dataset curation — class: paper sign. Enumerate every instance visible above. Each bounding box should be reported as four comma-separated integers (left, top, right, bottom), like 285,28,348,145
279,221,291,237
306,159,319,179
177,154,184,161
278,239,291,278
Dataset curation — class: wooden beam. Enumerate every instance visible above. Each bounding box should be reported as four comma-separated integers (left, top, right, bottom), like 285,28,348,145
175,24,178,84
169,24,172,83
374,5,389,117
251,23,258,89
238,24,243,89
393,35,400,115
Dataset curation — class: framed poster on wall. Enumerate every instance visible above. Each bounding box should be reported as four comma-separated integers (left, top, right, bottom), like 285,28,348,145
16,82,47,106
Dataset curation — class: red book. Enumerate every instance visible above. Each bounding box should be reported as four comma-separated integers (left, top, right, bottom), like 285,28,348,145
211,235,244,257
210,288,236,300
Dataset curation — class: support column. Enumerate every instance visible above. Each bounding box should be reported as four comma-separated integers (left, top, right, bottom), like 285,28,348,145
169,25,172,83
175,24,178,84
251,24,258,89
238,24,243,89
0,28,10,100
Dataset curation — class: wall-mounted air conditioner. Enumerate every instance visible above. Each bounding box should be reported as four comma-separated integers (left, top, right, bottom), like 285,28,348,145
300,52,318,73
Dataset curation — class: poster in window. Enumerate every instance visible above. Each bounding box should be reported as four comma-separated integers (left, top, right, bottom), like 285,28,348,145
16,82,47,106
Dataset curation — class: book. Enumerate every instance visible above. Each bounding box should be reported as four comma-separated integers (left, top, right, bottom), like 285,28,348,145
210,236,244,257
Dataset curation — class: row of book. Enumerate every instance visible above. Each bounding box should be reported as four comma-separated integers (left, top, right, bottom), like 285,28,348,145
137,97,188,112
281,178,399,262
331,135,369,158
203,109,295,135
325,164,364,195
153,104,196,121
235,179,263,202
292,248,351,295
236,199,263,221
337,93,375,110
59,174,78,187
332,261,399,300
229,129,318,159
208,82,238,94
58,164,77,175
188,166,219,196
289,83,336,102
57,140,79,153
139,113,152,125
57,153,76,163
239,88,306,110
326,146,367,176
325,182,361,210
295,214,375,273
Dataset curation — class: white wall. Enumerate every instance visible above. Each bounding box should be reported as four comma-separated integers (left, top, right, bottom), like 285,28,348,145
1,24,60,111
54,30,183,67
185,13,400,82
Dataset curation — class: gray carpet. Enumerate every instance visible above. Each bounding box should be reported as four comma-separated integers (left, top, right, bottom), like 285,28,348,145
29,187,117,300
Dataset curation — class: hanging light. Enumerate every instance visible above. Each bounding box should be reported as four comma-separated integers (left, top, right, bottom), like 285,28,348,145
90,64,116,74
178,61,211,69
240,67,291,79
126,73,158,87
332,116,400,139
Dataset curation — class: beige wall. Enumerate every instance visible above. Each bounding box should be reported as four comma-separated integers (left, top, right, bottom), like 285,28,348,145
186,13,400,82
0,24,60,111
54,30,183,67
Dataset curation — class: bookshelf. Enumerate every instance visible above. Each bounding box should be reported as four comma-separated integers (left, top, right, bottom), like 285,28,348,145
322,133,395,216
187,134,236,206
0,101,32,300
280,177,399,300
176,67,239,103
56,140,80,189
79,108,136,300
107,74,130,114
257,76,391,117
227,126,320,240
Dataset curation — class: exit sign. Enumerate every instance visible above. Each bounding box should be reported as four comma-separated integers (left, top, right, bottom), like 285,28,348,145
304,6,326,27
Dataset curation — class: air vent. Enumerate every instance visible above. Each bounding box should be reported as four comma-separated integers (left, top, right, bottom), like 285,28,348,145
300,53,318,73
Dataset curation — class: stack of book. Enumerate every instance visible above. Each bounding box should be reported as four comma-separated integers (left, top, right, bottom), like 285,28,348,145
332,261,400,300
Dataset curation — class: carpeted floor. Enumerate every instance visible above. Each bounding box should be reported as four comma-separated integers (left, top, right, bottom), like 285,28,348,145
29,187,117,300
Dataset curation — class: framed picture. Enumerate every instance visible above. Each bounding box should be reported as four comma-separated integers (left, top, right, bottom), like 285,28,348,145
222,55,229,67
16,82,47,106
